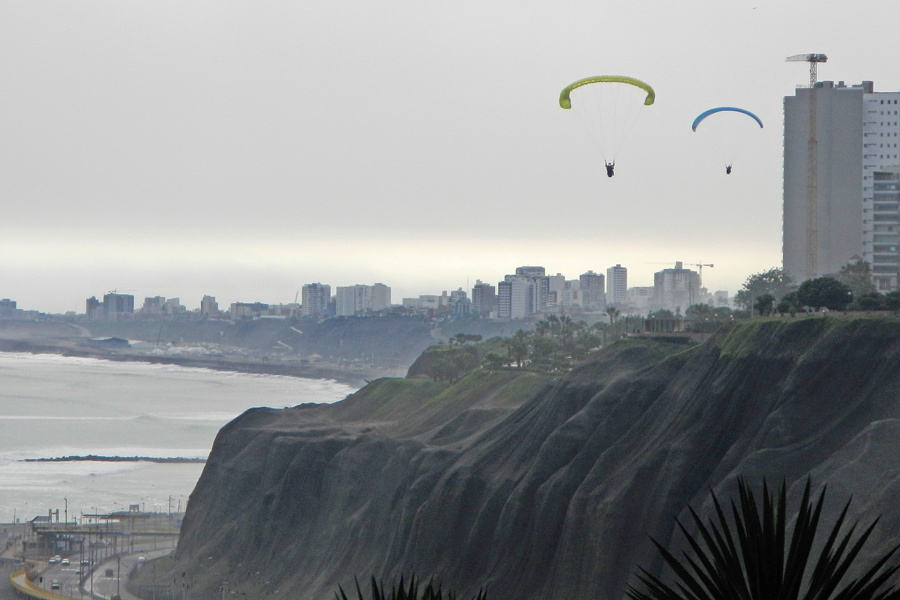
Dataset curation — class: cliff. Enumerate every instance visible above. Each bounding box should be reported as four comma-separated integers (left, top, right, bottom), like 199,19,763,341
171,316,900,600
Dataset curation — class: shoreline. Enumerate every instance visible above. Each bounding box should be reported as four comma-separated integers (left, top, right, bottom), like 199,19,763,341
0,338,402,388
23,455,206,463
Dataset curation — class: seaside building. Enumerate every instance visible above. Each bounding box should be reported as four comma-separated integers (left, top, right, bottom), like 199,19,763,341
230,302,269,319
370,283,391,312
86,296,101,320
200,295,220,319
784,80,900,289
335,283,390,316
141,296,166,316
103,293,134,320
301,283,332,318
0,298,17,319
606,264,628,305
335,285,368,316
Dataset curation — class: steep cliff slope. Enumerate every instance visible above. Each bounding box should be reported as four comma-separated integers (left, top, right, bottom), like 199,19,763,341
173,317,900,600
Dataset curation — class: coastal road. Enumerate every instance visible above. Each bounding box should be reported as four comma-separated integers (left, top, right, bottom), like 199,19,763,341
89,549,173,600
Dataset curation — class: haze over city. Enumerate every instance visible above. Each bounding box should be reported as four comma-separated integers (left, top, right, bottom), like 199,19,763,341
2,0,899,314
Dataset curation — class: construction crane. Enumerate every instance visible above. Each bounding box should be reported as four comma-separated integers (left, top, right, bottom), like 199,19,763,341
690,262,714,288
787,53,827,280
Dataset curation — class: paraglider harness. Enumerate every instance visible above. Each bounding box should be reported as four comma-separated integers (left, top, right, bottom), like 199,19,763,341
605,162,615,178
726,165,732,175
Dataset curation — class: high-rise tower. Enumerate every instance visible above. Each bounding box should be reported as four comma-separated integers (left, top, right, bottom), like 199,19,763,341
783,80,900,288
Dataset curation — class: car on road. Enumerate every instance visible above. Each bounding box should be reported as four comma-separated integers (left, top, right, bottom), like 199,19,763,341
81,559,90,566
50,580,60,589
61,558,70,565
137,555,146,563
48,555,60,564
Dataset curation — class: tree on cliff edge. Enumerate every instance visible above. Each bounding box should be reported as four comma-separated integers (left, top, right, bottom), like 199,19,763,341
627,478,900,600
798,277,853,311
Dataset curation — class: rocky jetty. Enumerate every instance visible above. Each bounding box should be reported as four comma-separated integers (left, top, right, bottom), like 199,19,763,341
172,316,900,600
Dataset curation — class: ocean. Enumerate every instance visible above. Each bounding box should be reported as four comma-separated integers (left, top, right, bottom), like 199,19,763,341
0,352,357,524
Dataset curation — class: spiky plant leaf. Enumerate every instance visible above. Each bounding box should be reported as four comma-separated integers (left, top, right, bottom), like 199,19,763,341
626,477,900,600
334,574,485,600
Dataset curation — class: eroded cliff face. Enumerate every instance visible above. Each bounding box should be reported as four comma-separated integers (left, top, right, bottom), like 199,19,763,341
173,317,900,600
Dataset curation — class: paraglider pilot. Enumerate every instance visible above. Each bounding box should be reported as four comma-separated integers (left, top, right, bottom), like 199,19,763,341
605,161,615,178
726,165,732,175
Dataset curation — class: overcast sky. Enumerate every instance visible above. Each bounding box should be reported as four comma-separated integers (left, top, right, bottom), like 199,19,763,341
2,0,899,314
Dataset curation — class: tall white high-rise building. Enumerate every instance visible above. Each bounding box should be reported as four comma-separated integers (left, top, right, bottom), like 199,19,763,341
497,276,533,320
301,283,332,318
370,283,391,311
784,80,900,288
606,264,627,305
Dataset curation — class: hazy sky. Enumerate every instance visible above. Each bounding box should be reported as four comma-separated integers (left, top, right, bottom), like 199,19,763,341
2,0,899,314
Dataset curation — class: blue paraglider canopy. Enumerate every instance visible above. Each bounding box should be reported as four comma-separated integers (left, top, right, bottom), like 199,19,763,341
691,107,763,132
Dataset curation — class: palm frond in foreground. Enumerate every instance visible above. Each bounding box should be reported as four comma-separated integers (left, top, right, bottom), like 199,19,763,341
627,477,900,600
335,574,486,600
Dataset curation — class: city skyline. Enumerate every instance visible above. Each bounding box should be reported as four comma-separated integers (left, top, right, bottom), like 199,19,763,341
2,1,899,315
6,260,719,316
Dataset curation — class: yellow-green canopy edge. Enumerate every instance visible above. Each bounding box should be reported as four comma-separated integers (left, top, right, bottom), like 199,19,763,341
559,76,656,109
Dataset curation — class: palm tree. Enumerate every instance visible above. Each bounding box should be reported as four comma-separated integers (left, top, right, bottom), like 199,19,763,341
507,329,530,367
546,314,561,337
627,478,900,600
606,307,621,338
606,306,620,325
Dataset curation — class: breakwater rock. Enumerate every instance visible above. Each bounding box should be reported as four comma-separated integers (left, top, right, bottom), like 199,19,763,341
173,317,900,600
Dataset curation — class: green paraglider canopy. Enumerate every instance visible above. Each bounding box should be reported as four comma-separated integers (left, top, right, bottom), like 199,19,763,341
559,76,656,110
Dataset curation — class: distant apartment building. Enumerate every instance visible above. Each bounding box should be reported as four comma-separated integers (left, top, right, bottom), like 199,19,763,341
559,279,582,310
784,80,900,289
86,296,102,320
497,276,533,320
370,283,391,312
546,274,582,312
471,280,497,317
301,283,332,318
103,293,134,320
0,298,17,319
515,266,549,314
165,298,186,315
403,294,443,312
138,296,185,317
652,262,701,312
230,302,269,319
710,290,730,307
448,288,471,317
579,270,606,311
141,296,166,316
200,295,220,318
335,283,390,316
627,286,654,311
336,286,365,316
872,168,900,287
606,264,627,305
